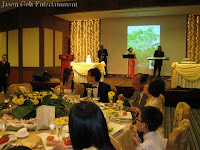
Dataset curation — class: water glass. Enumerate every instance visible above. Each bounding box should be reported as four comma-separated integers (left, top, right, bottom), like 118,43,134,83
87,90,92,97
0,120,7,134
109,96,113,104
49,121,55,134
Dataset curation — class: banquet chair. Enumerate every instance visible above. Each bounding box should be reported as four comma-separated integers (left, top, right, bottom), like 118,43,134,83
166,119,190,150
109,135,122,150
0,92,5,103
49,78,60,83
173,102,190,129
8,83,33,95
111,86,117,102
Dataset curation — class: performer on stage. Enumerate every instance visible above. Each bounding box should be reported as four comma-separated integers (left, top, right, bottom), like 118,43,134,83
98,45,108,76
0,54,10,94
128,47,136,78
153,46,164,77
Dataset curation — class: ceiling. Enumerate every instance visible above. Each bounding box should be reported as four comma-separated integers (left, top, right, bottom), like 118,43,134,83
57,5,200,21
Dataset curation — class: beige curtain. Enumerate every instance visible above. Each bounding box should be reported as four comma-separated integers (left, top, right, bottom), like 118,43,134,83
70,19,100,63
187,15,200,64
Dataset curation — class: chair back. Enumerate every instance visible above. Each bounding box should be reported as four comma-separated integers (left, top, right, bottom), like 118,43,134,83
0,92,5,103
173,102,190,129
166,119,190,150
8,83,33,95
109,135,122,150
49,78,60,83
110,86,117,102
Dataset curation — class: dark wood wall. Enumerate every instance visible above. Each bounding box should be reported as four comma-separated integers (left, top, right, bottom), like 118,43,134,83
0,7,70,84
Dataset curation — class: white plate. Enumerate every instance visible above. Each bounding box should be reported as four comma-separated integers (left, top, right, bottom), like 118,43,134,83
39,133,73,150
100,103,118,109
16,132,29,138
107,122,126,137
0,134,17,149
79,97,99,101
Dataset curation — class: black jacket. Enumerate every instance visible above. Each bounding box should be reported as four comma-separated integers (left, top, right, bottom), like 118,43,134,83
0,61,10,77
84,82,111,103
154,50,164,66
98,49,108,63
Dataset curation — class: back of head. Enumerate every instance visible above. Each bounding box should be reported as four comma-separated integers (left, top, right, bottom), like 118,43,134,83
88,68,101,82
8,146,31,150
141,106,163,131
69,101,115,150
148,76,165,97
136,73,148,84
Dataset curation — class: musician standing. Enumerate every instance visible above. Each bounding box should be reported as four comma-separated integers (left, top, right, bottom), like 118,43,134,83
98,45,108,76
153,46,164,76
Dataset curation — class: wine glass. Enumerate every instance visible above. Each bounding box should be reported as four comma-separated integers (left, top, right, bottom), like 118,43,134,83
0,120,7,134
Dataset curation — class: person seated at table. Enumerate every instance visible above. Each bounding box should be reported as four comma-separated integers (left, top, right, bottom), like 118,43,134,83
132,76,165,135
118,73,148,116
59,68,81,96
49,101,116,150
84,68,111,103
132,106,166,150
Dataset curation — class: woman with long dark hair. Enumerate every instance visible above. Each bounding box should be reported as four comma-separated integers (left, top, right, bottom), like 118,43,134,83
51,101,116,150
60,68,80,96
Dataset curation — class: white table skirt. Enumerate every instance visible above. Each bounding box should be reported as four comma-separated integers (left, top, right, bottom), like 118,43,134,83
71,61,106,83
171,62,200,88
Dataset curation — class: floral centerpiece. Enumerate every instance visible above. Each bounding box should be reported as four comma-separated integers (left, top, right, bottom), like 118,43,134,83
1,90,73,120
54,118,65,137
108,91,115,103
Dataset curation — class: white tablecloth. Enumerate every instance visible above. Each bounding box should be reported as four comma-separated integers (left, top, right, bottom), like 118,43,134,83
171,62,200,88
71,62,106,83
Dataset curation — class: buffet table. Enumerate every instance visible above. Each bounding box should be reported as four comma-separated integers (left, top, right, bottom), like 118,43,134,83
171,62,200,88
71,61,106,83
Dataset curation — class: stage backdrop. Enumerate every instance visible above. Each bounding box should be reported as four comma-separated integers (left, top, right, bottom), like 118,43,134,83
101,15,186,76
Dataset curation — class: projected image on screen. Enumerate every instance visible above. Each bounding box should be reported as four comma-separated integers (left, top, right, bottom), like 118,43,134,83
127,25,160,74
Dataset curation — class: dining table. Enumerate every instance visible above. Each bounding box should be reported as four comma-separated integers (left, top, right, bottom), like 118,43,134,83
0,101,136,150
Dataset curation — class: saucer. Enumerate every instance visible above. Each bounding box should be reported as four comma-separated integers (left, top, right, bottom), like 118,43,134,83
17,132,29,138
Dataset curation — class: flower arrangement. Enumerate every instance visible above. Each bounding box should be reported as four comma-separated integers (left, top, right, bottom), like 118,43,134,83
105,109,115,114
2,90,73,120
86,88,93,91
116,100,124,104
108,91,115,97
54,118,65,125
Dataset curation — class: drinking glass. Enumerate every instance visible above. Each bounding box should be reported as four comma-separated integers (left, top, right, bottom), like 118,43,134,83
109,96,113,104
49,121,55,134
0,120,7,134
87,89,92,98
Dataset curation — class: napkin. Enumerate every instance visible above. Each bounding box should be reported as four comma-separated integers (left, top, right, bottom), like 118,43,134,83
16,128,28,137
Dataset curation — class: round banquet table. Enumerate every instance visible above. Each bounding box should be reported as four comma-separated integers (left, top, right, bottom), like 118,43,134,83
1,124,135,150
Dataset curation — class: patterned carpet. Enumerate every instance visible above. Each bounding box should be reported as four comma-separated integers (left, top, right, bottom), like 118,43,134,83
164,107,200,150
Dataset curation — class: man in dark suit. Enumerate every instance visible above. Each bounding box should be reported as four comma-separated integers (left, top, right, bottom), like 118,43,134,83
118,73,148,117
153,46,164,76
0,54,10,94
84,68,111,103
98,45,108,76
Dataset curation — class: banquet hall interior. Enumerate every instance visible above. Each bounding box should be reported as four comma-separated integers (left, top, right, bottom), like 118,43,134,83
0,0,200,149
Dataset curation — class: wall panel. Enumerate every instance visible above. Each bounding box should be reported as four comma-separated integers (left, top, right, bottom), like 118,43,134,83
0,32,6,55
8,30,19,67
23,28,39,67
55,31,62,66
44,28,53,67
